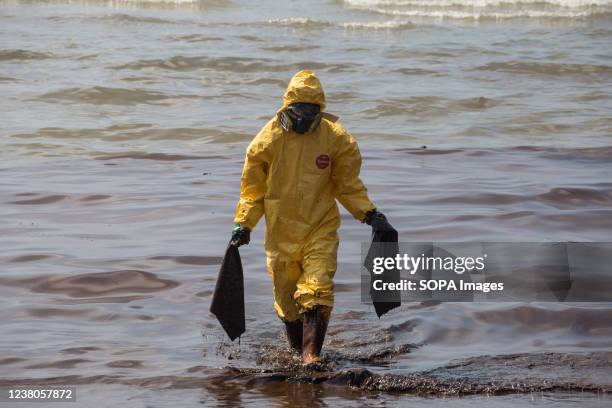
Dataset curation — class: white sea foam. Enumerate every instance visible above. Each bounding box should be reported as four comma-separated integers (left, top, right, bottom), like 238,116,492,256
344,0,612,19
266,17,415,29
340,20,415,28
345,0,612,6
265,17,334,28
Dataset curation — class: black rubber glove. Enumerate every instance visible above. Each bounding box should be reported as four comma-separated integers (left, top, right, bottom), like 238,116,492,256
363,209,386,226
364,209,396,234
231,224,251,247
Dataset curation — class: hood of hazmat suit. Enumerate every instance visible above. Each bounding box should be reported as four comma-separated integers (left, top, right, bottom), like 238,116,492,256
234,70,376,321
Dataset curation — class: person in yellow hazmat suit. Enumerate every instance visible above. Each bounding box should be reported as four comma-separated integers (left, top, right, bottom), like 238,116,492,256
231,70,386,364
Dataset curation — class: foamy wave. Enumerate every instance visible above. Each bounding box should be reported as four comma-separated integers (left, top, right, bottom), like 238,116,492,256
344,0,612,19
340,20,415,28
367,8,603,18
266,17,414,29
346,0,612,6
265,17,334,28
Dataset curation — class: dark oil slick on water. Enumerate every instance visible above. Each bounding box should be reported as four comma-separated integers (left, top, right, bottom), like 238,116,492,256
1,0,612,406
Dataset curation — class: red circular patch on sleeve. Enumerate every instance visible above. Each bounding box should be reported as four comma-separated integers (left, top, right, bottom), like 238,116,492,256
316,154,330,169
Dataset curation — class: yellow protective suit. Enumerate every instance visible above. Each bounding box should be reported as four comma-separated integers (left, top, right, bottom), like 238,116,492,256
234,70,375,322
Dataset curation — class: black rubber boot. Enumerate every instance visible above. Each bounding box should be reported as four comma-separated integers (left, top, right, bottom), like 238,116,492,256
284,320,303,354
302,306,330,364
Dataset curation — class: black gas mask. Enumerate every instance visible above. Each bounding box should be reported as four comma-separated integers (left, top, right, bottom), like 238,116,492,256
280,103,322,134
